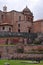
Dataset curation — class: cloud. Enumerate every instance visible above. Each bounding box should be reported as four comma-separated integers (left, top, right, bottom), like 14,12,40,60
6,0,28,11
0,0,43,20
31,0,43,20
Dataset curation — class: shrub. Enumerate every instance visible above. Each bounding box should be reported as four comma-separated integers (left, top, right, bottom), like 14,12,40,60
17,48,24,53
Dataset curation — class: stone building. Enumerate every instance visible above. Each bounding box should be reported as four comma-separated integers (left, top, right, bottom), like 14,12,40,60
0,6,33,32
33,20,43,33
0,5,34,44
0,5,43,33
0,5,43,59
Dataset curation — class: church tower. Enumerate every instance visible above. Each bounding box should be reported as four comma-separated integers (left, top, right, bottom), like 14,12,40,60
3,5,7,12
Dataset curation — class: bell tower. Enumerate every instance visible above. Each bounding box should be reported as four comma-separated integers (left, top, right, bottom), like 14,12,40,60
3,5,7,12
3,0,7,12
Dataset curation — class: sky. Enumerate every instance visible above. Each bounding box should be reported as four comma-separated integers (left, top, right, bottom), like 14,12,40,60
0,0,43,21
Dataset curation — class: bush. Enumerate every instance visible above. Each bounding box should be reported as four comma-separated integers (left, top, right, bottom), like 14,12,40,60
33,38,42,45
17,48,24,53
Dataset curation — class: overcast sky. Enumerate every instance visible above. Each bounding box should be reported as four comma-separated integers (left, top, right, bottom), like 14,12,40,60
0,0,43,21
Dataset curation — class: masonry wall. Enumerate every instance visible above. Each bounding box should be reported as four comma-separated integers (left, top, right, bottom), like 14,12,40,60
0,45,43,59
33,20,43,33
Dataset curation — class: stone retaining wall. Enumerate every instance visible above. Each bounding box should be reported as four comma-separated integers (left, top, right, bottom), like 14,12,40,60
0,45,43,59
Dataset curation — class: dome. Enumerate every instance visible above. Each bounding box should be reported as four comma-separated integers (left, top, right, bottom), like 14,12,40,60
23,6,31,13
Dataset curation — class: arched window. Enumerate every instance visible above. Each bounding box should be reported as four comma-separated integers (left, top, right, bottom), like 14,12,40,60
18,24,20,27
29,29,31,33
2,27,5,30
19,16,21,21
28,28,31,33
9,27,11,32
1,15,3,20
18,29,20,32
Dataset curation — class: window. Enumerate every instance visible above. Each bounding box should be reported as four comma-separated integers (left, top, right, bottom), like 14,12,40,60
28,28,31,33
18,29,20,32
29,29,31,33
19,16,21,21
28,17,30,21
1,15,3,20
9,27,11,32
2,27,5,30
18,24,20,27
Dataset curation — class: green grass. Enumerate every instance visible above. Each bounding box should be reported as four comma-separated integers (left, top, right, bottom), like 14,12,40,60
0,60,43,65
0,44,15,47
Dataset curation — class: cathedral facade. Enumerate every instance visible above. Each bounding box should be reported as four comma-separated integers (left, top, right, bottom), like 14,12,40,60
0,5,43,44
0,6,33,44
0,6,43,33
0,6,33,33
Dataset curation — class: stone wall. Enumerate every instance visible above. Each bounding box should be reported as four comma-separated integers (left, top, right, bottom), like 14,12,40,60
0,45,43,59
